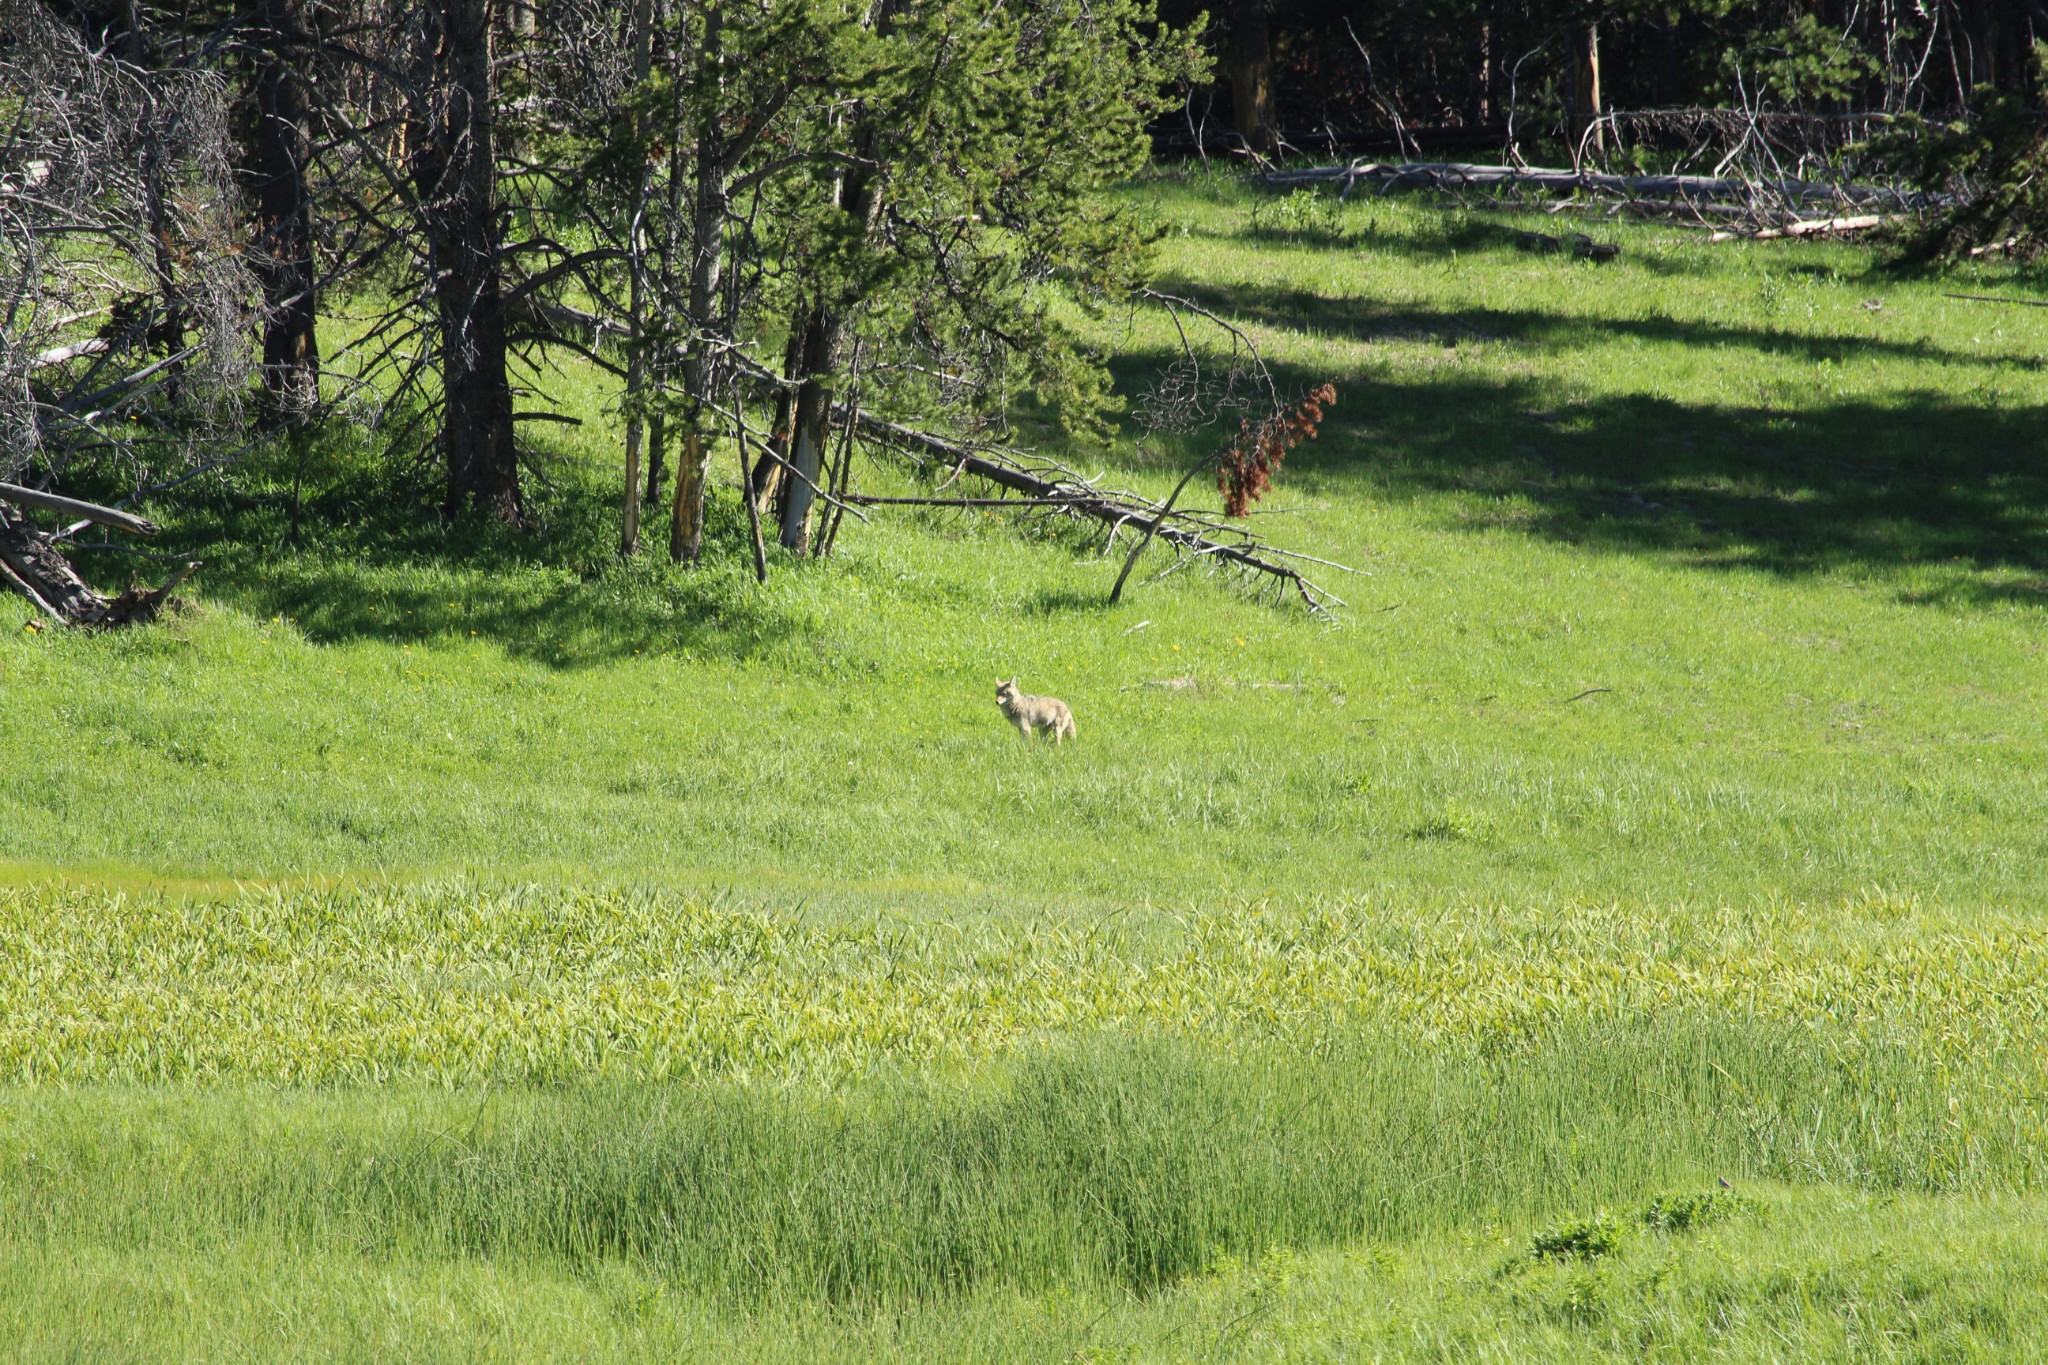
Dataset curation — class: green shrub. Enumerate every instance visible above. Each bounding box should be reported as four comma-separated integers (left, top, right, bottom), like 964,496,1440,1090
1530,1212,1627,1261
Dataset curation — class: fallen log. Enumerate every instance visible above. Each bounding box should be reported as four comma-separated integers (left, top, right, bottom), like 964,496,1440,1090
1123,677,1343,694
1266,160,1934,211
843,407,1352,618
1942,292,2048,308
844,494,1096,507
722,355,1355,616
0,482,158,535
1707,213,1893,242
28,337,111,370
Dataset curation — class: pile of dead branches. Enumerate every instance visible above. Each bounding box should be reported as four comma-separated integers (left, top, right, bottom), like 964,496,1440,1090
1266,160,1941,232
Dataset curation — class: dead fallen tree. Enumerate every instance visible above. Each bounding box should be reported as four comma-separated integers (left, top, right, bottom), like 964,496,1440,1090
1707,214,1896,242
841,407,1355,619
0,488,197,628
0,481,160,536
1266,160,1936,214
714,331,1356,617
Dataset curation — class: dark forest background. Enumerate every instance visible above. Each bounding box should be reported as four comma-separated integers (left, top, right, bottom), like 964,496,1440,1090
1163,1,2040,161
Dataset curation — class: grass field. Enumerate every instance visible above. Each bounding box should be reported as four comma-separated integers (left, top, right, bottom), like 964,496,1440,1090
4,172,2048,1358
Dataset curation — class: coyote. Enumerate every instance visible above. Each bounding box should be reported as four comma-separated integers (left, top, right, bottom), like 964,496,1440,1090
995,679,1077,744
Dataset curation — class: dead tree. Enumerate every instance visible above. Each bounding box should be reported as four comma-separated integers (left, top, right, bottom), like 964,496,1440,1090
845,409,1351,619
248,0,320,421
1228,0,1277,154
1,1,257,485
410,0,522,523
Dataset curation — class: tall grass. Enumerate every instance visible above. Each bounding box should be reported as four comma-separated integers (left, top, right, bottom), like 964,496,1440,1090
3,1020,2033,1304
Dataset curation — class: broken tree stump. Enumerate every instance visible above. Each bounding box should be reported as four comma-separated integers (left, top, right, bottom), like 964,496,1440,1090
0,494,197,627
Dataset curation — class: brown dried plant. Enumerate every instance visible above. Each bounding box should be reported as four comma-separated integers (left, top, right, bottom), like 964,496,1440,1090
1216,383,1336,517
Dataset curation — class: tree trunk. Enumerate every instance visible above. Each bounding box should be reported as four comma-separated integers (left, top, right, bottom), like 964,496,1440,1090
621,0,654,556
644,409,666,508
776,300,844,553
141,147,184,396
668,167,727,562
1228,0,1274,153
776,130,885,554
252,0,319,422
749,330,804,513
670,5,731,564
1572,21,1603,161
1465,23,1490,127
670,430,703,562
415,0,522,524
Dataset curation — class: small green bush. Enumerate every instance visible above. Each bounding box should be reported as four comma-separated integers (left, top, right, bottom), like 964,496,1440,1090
1530,1212,1627,1261
1249,188,1340,240
1641,1189,1754,1233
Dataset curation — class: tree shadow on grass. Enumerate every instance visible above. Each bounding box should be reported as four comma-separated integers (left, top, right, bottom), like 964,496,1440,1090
1022,586,1121,616
1232,204,1826,279
1104,340,2048,608
1361,214,1718,278
1158,278,2038,374
79,451,813,669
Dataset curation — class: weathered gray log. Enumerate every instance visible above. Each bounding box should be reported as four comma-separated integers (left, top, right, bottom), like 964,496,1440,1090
1942,292,2048,308
0,500,110,620
0,482,158,535
845,495,1096,507
725,356,1352,615
0,552,62,621
28,337,111,370
1266,160,1933,210
1707,213,1893,242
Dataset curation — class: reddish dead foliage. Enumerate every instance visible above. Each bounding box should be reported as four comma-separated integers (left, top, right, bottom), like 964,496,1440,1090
1217,383,1336,517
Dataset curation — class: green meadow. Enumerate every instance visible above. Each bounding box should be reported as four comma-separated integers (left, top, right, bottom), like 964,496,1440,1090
5,174,2048,1358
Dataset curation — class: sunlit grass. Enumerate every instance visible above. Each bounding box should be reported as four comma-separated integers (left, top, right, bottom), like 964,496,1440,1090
4,879,2045,1086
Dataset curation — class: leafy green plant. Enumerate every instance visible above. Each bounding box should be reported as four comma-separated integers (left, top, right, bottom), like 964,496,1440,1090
1249,188,1340,240
1640,1189,1755,1233
1530,1213,1627,1262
